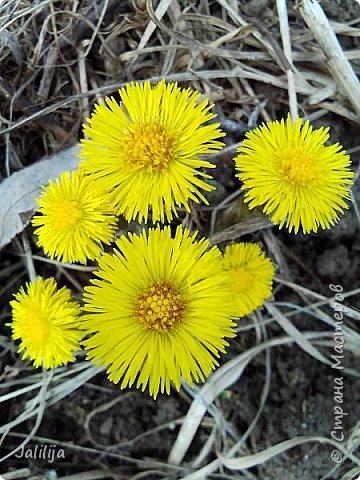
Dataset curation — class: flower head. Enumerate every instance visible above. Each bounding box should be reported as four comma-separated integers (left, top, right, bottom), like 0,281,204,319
81,226,236,398
8,277,82,368
79,80,225,223
223,243,274,317
235,115,354,233
32,170,117,263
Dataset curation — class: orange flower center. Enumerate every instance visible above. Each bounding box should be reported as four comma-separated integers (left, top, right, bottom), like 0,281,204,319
122,123,175,172
53,200,83,230
233,267,253,291
134,280,185,333
282,147,318,186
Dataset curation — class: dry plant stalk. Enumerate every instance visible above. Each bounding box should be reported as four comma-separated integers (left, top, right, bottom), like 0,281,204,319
300,0,360,119
276,0,298,121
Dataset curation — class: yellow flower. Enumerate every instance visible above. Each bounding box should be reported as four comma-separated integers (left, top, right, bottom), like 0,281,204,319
79,80,224,223
235,115,354,233
32,170,117,263
81,226,236,399
8,277,82,368
223,243,274,317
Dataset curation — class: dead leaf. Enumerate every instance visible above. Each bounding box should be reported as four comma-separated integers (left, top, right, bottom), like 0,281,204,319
0,144,81,250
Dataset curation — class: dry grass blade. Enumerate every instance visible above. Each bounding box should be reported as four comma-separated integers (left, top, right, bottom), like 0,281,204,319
209,215,273,244
56,471,113,480
275,277,360,321
217,436,360,470
24,364,103,410
0,369,53,463
140,0,174,51
276,0,298,120
339,466,360,480
0,381,43,404
217,0,277,63
183,340,271,479
168,332,332,466
0,363,102,437
0,28,22,64
1,60,341,137
300,0,360,119
1,469,31,479
265,302,331,366
168,347,261,466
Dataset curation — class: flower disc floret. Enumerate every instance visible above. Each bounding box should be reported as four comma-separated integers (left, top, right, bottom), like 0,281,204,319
235,115,354,233
135,280,185,332
81,226,236,398
8,277,82,368
124,124,175,172
79,80,225,223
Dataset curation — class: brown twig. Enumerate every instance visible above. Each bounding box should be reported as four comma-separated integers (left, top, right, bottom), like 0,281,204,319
0,77,74,144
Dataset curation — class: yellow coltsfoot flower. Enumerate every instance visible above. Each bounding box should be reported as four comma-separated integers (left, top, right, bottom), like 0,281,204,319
81,226,236,399
79,80,225,223
223,243,274,317
235,115,354,234
32,170,117,263
8,277,82,368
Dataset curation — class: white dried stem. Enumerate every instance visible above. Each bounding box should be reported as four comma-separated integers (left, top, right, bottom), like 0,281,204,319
300,0,360,119
276,0,298,120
